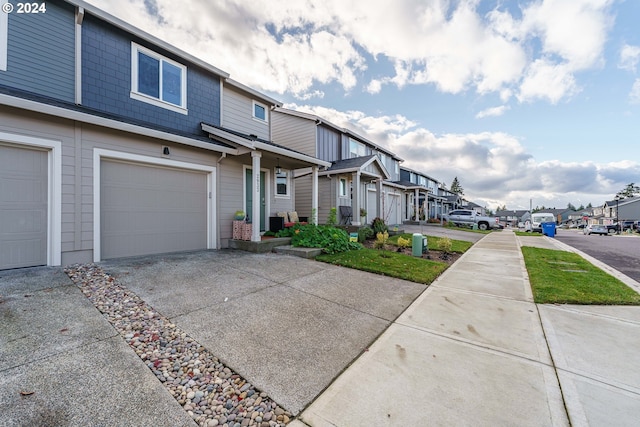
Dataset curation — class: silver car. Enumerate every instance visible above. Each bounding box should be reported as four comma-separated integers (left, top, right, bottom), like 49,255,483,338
583,224,608,236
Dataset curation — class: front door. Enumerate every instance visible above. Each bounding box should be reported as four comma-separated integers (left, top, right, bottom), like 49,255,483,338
245,169,266,231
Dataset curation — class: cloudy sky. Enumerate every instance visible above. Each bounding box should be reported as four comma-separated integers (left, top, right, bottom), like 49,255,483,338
87,0,639,210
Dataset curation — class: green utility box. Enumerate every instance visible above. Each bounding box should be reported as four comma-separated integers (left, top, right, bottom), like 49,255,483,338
412,233,427,256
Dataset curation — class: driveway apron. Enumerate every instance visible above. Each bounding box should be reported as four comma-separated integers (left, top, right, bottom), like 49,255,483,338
100,250,427,415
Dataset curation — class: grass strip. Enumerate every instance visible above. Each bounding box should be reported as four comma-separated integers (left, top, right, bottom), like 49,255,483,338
387,234,473,253
521,246,640,305
316,248,449,285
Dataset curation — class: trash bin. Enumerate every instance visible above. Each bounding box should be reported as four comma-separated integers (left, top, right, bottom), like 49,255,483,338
412,233,423,257
541,222,556,237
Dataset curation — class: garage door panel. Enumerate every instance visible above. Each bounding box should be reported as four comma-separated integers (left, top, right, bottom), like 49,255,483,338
101,160,208,259
0,145,48,270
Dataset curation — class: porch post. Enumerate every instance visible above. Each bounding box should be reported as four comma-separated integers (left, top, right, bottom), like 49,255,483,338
251,151,261,242
311,165,319,225
376,179,383,222
352,171,361,226
414,188,419,221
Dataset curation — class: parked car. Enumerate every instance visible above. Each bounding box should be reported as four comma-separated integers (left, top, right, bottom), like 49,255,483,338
583,224,609,236
443,210,501,231
608,221,637,233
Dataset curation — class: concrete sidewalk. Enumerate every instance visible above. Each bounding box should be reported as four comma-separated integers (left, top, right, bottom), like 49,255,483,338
297,231,640,426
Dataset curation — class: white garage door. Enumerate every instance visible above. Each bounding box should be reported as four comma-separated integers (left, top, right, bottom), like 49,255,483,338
0,144,48,270
101,159,208,259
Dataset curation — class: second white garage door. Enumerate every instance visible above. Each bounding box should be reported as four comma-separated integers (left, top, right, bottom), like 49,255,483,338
100,159,209,260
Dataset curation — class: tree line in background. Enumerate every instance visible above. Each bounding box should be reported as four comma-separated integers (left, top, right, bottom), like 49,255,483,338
449,178,640,214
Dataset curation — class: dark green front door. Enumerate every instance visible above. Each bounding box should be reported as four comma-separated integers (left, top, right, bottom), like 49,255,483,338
245,169,266,231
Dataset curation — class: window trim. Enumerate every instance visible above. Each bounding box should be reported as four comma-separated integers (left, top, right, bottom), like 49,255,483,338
0,0,8,71
252,100,268,123
130,42,187,115
339,178,347,197
275,169,290,198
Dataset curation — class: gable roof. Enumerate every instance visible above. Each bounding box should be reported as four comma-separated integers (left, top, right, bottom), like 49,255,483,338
322,155,391,180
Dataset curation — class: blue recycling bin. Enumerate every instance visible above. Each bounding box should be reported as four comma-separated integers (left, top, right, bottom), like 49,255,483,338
541,222,556,237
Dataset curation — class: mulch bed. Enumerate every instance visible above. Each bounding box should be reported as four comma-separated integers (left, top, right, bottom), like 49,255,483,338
360,239,462,265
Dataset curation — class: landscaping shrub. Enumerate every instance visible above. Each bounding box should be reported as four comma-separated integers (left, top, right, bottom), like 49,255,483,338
371,217,387,234
374,231,389,249
290,224,362,254
358,226,373,242
326,207,337,226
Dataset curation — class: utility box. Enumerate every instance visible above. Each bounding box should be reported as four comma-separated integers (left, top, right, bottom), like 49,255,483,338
412,233,427,256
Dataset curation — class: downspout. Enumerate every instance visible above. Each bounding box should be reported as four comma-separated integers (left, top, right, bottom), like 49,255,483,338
215,152,226,249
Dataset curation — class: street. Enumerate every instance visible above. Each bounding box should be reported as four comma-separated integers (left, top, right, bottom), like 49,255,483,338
555,229,640,282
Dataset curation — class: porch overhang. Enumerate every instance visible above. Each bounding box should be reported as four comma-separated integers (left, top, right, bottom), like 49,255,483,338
201,122,330,168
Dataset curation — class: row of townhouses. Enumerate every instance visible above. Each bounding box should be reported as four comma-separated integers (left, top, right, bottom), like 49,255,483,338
0,0,462,270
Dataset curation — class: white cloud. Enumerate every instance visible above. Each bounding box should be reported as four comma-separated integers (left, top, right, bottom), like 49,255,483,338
518,59,579,103
619,44,640,72
85,0,614,104
630,79,640,104
476,106,510,119
283,105,638,210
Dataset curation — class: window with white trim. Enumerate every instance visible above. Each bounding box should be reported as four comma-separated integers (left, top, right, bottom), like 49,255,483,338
275,169,289,197
253,101,267,122
339,178,347,197
131,42,187,114
0,0,8,71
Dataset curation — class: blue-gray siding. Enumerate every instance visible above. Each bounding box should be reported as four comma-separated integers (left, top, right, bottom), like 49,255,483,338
316,126,340,162
1,1,75,102
81,14,221,135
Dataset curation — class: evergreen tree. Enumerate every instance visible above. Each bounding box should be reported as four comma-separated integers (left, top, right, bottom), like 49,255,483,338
567,202,576,211
616,183,640,199
450,177,464,195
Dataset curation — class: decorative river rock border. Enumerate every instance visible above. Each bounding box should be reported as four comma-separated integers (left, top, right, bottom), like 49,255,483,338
65,264,291,427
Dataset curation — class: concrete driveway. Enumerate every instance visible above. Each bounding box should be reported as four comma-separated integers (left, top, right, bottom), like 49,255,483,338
1,249,427,425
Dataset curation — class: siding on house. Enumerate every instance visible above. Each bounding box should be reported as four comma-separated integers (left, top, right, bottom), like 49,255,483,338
222,86,270,140
81,14,221,136
0,104,227,264
272,110,316,156
1,1,75,102
316,126,340,162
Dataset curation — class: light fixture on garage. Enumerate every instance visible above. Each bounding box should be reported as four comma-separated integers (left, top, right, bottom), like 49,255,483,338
275,158,281,174
162,146,170,156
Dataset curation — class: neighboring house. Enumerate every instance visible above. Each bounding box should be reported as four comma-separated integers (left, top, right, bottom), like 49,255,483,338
0,0,328,270
397,166,445,221
495,210,529,226
604,196,640,223
465,201,486,216
534,209,569,224
271,107,404,225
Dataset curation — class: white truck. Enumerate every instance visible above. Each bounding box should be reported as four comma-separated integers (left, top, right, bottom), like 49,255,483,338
530,212,556,233
444,209,501,231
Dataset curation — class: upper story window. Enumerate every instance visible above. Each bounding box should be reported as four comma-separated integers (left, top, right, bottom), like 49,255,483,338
418,176,427,186
131,43,187,114
253,101,267,122
394,161,399,175
0,0,7,71
349,139,366,158
275,170,289,197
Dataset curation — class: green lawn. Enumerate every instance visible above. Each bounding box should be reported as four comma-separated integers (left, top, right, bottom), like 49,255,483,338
515,231,542,236
316,248,449,284
521,246,640,305
387,233,473,253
